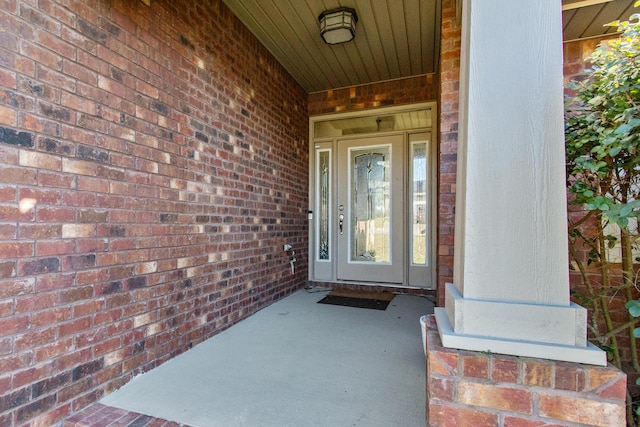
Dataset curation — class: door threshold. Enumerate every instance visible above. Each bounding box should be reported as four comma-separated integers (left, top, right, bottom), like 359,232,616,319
307,280,436,297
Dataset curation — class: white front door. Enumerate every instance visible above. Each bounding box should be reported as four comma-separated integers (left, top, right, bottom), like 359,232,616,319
336,135,404,283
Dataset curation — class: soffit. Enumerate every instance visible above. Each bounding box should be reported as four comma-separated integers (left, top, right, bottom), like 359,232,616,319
563,0,636,41
222,0,440,93
221,0,635,94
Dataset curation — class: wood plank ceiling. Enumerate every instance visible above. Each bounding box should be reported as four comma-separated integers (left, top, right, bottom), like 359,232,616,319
222,0,439,93
221,0,636,94
563,0,636,41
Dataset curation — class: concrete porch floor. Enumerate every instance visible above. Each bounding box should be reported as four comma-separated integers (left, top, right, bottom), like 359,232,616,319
68,288,434,427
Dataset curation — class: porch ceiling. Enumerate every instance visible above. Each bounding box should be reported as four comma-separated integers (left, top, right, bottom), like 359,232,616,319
563,0,636,41
222,0,636,94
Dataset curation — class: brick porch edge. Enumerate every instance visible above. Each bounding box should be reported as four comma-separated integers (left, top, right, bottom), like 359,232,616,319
424,314,627,426
64,403,193,427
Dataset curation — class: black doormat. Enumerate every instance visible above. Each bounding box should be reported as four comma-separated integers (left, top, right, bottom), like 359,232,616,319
317,295,392,310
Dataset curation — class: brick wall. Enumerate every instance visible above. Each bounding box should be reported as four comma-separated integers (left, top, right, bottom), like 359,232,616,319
307,74,437,116
563,36,616,95
425,315,627,427
0,0,309,426
437,0,460,306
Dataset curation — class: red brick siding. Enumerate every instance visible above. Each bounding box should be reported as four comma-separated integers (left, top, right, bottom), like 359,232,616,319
425,314,627,427
437,0,460,305
64,403,189,427
307,74,437,116
563,36,617,96
0,0,308,425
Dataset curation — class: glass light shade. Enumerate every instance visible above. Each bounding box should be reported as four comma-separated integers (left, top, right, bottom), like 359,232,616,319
319,7,358,45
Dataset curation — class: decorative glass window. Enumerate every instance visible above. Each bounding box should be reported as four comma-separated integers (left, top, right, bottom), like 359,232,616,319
411,141,427,265
317,150,331,260
350,147,391,263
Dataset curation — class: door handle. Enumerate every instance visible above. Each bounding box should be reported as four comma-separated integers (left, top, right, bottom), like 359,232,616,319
339,213,344,235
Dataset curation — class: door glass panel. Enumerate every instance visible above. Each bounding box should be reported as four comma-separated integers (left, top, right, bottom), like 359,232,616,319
350,146,391,263
317,150,331,260
411,141,427,265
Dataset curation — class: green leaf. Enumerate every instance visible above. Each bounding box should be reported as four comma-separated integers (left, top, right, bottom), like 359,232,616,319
609,146,622,156
628,118,640,127
626,300,640,317
588,95,605,106
634,327,640,338
615,123,632,135
620,204,633,217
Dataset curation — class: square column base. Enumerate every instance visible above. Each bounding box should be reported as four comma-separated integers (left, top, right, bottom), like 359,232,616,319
425,315,626,426
445,283,591,346
435,307,607,366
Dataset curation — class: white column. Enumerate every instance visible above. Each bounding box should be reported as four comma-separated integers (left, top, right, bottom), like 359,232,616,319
435,0,606,365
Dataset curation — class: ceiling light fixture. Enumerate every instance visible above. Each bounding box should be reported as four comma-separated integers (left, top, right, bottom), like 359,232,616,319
318,7,358,45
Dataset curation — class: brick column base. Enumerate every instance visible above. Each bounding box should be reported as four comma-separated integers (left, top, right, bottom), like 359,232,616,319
424,315,627,426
